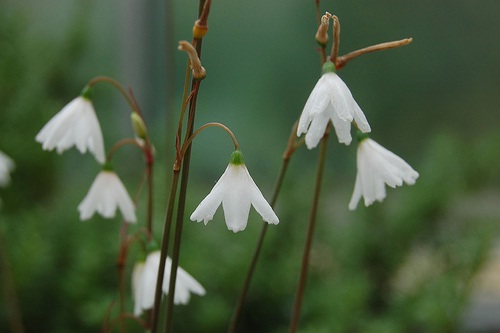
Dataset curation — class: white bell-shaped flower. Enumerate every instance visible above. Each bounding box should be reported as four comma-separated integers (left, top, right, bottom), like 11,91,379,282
348,134,419,210
0,151,15,187
190,150,279,233
78,168,136,223
297,61,371,148
35,87,106,164
132,250,206,316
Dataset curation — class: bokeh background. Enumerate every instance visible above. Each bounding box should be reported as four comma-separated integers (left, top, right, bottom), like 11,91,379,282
1,0,500,332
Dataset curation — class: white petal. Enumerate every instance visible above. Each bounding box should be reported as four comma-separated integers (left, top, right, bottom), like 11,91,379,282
0,151,15,187
348,174,363,210
245,169,279,225
324,73,354,122
221,165,252,232
304,108,331,149
190,167,229,224
329,105,353,145
36,97,106,164
349,138,418,209
77,171,136,223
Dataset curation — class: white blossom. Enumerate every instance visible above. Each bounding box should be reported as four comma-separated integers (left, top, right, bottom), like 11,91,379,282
35,94,105,164
0,151,15,187
132,251,206,316
348,138,419,210
190,150,279,233
297,62,370,148
78,170,136,223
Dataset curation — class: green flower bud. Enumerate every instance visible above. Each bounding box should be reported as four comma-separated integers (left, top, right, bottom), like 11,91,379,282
131,112,148,140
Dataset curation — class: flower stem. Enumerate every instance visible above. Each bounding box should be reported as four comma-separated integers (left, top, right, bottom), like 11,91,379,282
164,78,202,333
87,76,139,115
150,170,180,333
289,128,329,333
335,37,413,70
182,122,240,156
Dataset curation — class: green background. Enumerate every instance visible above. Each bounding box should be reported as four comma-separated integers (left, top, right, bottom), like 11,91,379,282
1,0,500,332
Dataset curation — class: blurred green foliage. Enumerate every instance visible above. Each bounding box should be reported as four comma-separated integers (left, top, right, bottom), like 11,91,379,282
1,1,500,332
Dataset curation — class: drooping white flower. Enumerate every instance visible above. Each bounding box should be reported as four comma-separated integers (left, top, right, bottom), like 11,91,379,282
132,250,206,316
190,150,279,233
0,151,15,187
35,87,106,164
348,134,419,210
297,61,371,148
78,169,136,223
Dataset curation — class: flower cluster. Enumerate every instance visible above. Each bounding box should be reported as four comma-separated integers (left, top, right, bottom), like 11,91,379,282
36,87,136,222
297,58,418,208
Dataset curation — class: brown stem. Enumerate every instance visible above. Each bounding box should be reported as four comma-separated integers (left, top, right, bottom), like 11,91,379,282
335,37,413,70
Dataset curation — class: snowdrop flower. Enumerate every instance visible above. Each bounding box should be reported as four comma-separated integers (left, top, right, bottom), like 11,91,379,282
348,133,419,210
0,151,15,187
297,61,371,148
78,168,136,223
132,250,206,316
190,150,279,233
35,86,106,164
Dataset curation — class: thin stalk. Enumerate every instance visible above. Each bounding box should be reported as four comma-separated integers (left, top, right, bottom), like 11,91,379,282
289,129,329,333
117,223,129,333
335,37,413,70
164,79,202,333
150,170,180,333
87,76,138,114
227,157,291,333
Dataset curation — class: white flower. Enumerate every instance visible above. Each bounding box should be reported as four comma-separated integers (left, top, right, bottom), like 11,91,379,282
35,90,106,164
78,170,136,223
348,137,419,210
297,61,371,148
190,150,279,233
132,251,206,316
0,151,15,187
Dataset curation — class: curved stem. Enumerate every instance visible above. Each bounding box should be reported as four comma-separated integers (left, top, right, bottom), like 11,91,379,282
106,138,144,163
335,37,413,70
289,127,329,333
181,122,240,158
87,76,139,115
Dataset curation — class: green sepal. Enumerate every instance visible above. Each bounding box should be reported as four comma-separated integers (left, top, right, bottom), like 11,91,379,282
146,239,160,253
321,61,336,75
80,85,93,100
355,130,370,143
102,162,114,171
136,251,147,263
229,150,245,165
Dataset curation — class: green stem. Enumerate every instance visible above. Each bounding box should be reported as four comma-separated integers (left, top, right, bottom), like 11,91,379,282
289,129,329,333
164,78,201,333
150,170,180,333
227,157,291,333
87,76,139,115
